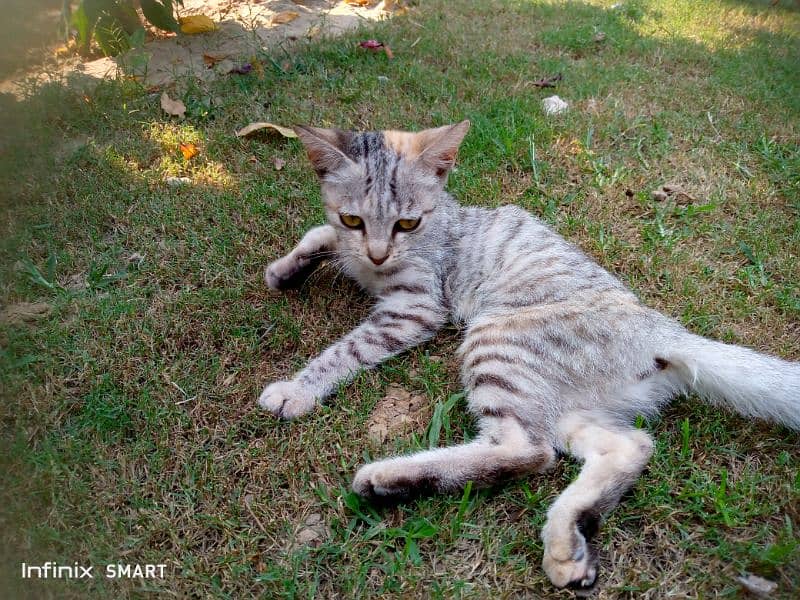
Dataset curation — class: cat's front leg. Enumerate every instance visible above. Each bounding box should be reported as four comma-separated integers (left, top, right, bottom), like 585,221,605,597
259,293,446,419
265,225,337,291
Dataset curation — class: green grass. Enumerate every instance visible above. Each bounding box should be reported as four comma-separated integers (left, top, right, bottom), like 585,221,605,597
1,0,799,597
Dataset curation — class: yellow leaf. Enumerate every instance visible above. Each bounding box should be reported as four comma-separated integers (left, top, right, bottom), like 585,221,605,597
271,11,299,25
180,142,199,161
179,15,217,34
236,122,298,138
160,92,186,117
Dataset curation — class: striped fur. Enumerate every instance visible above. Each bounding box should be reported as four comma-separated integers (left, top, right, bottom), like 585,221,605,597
258,121,800,589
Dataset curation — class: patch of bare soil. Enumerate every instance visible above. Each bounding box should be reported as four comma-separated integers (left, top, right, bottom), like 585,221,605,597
366,385,430,444
1,0,399,95
0,301,52,326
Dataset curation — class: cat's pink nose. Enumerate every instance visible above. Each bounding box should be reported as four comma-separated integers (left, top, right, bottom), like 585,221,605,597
369,253,389,266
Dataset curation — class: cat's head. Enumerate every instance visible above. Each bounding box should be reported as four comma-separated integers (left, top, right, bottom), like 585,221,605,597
293,121,470,269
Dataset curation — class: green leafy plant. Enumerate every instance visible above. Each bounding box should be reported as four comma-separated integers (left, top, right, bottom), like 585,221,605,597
71,0,184,57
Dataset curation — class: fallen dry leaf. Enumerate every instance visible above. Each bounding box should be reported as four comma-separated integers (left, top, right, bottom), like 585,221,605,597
366,385,430,443
273,157,286,170
271,11,299,25
346,0,377,6
0,302,51,326
652,184,697,204
179,142,199,160
287,513,329,550
179,15,217,34
235,122,297,138
529,73,563,88
202,52,229,67
160,92,186,117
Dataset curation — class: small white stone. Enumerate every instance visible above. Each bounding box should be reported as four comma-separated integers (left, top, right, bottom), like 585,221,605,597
165,176,192,187
737,574,777,597
542,95,569,115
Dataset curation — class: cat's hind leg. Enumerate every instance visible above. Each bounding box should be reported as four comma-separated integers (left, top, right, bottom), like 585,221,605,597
265,225,337,290
541,411,653,590
352,413,555,501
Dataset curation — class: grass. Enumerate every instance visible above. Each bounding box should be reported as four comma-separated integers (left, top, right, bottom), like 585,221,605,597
1,0,799,597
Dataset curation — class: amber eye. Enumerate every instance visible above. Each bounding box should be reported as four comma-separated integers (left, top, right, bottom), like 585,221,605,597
395,218,421,232
340,214,363,229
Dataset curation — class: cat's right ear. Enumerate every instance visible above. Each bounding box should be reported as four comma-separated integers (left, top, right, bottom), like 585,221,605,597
293,125,355,178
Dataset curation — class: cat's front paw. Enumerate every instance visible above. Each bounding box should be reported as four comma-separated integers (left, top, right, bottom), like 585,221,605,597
258,380,317,419
264,254,312,291
352,460,432,502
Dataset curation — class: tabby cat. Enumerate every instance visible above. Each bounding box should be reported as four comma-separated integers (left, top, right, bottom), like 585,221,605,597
258,121,799,590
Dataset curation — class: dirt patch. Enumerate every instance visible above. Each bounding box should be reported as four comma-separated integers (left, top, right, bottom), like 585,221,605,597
0,301,52,326
1,0,399,95
366,385,430,444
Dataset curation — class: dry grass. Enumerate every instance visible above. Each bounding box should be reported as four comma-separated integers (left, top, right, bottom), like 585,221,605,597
1,0,799,598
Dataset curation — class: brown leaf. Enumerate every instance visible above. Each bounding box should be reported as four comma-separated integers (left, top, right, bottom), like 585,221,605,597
235,122,297,138
179,142,199,161
160,92,186,117
0,302,51,326
529,73,563,88
366,385,430,443
287,513,329,551
203,52,229,67
346,0,378,6
271,11,299,25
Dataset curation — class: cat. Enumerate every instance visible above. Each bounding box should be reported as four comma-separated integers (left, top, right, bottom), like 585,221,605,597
258,121,800,590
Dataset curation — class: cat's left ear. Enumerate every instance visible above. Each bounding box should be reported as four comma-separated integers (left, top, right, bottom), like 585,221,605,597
415,120,471,182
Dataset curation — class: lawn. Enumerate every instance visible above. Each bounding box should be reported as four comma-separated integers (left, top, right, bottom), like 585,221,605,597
1,0,799,597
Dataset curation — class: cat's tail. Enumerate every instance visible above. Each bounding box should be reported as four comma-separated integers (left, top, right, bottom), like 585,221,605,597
665,334,800,430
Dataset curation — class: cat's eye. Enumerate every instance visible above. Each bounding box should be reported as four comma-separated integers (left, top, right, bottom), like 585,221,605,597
395,218,421,232
340,214,363,229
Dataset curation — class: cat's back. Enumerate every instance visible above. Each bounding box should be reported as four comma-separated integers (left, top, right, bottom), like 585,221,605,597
447,204,634,323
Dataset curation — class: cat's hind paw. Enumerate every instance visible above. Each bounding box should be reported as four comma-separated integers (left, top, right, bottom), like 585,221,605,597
541,523,599,591
258,380,317,419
